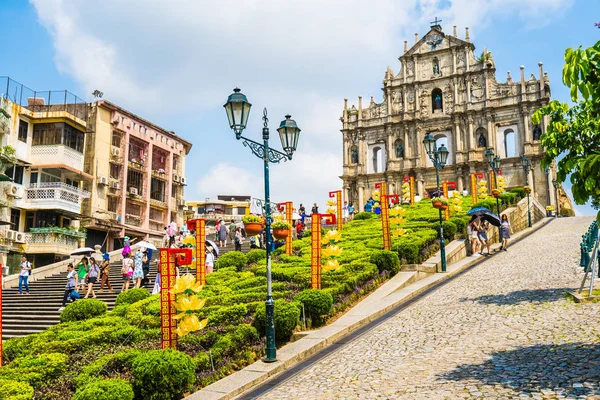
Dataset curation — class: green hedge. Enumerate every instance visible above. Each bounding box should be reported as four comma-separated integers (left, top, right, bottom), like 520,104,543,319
215,251,248,271
294,289,333,326
369,250,401,274
0,379,34,400
450,217,466,234
245,249,266,265
510,187,526,199
132,350,195,400
353,212,376,220
0,353,68,389
115,288,150,307
74,379,134,400
429,220,457,241
254,300,300,341
60,298,108,323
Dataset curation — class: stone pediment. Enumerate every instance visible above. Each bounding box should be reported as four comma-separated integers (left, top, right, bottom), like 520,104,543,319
403,27,473,58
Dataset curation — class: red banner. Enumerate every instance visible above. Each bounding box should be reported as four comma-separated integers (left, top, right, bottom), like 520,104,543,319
186,219,206,285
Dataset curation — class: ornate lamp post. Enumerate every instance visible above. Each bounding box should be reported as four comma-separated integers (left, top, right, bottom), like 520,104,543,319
552,178,560,217
423,132,449,272
484,149,502,215
224,88,301,363
521,155,532,228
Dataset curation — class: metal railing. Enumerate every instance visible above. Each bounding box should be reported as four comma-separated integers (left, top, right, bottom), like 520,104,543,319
29,182,91,198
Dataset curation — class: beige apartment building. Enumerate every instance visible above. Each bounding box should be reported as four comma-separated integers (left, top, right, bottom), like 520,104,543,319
81,101,192,251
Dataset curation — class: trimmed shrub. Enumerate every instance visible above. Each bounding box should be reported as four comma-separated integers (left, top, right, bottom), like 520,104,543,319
0,353,68,389
369,250,401,275
561,207,575,217
215,251,248,271
74,379,134,400
294,289,333,326
74,349,143,388
429,220,457,241
472,199,497,211
245,249,266,265
393,242,419,264
0,379,34,400
353,212,376,220
510,187,526,199
254,300,300,341
500,191,517,206
131,350,195,400
450,217,466,234
207,304,248,327
60,299,107,323
115,288,150,307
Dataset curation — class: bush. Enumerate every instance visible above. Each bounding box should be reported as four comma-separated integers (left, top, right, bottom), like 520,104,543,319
215,251,248,271
510,187,526,199
0,353,68,388
369,250,401,275
430,220,457,241
75,349,143,388
560,207,575,217
60,299,107,323
131,350,195,400
254,300,300,341
393,242,419,264
245,249,266,265
450,217,466,234
115,288,150,307
207,304,248,327
353,212,376,220
0,379,34,400
294,289,333,326
472,199,497,211
74,379,134,400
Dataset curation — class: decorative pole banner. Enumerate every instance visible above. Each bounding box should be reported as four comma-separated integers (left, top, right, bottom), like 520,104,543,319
311,213,336,289
160,248,192,350
376,182,400,251
442,182,450,221
470,173,477,204
409,176,415,205
186,219,206,285
489,170,495,191
328,190,343,231
1,271,3,366
277,202,294,255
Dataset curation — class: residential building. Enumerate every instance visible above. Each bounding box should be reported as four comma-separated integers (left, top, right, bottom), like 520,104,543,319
340,24,557,211
0,77,90,271
185,195,251,226
82,101,192,251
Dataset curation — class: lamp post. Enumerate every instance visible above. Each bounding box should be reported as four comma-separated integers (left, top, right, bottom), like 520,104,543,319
423,132,449,272
224,88,301,363
484,149,502,216
521,155,532,227
552,178,560,217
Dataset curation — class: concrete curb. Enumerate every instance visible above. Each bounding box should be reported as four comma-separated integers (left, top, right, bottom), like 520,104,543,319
187,217,554,400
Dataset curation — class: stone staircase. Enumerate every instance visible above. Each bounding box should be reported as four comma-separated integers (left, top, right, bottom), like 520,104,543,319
1,241,250,339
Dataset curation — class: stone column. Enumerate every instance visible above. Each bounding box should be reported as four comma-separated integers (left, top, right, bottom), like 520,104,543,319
457,168,464,192
403,59,407,81
522,106,531,143
343,185,350,205
403,125,410,159
358,96,363,123
343,98,348,126
465,46,470,71
413,55,419,81
452,48,457,74
358,135,365,174
466,78,471,103
547,169,555,207
358,184,365,212
454,120,462,152
415,126,423,167
388,132,395,161
538,62,544,96
486,114,496,152
467,115,474,151
417,173,424,197
520,65,526,102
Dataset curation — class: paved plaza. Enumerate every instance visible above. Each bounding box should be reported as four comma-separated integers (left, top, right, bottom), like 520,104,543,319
258,217,600,399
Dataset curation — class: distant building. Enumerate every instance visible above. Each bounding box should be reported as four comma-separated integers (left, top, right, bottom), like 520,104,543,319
185,196,251,227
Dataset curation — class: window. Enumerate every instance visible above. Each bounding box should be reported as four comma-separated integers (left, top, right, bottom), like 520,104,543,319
394,139,404,158
127,170,144,193
171,184,178,198
107,196,118,213
150,207,164,221
476,127,487,148
112,132,122,148
5,166,24,185
504,129,517,158
25,211,34,232
18,120,28,142
110,164,121,180
10,209,20,231
40,172,60,184
372,147,383,173
431,88,443,112
29,172,38,186
173,155,180,172
128,138,146,164
32,122,84,152
150,178,165,202
152,150,167,171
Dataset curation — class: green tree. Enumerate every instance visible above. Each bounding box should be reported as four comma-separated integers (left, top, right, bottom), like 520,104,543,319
532,40,600,208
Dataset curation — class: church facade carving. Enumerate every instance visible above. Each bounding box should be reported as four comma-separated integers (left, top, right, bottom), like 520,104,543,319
340,23,556,212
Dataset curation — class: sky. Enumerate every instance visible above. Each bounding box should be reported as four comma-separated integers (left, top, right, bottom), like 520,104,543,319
1,0,598,215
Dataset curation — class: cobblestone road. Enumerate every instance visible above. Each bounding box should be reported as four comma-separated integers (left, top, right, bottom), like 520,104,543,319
259,217,600,399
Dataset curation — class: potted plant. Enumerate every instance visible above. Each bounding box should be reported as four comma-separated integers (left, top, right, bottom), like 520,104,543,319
242,215,263,236
431,197,443,208
272,221,291,240
439,199,449,210
492,189,501,198
523,186,532,194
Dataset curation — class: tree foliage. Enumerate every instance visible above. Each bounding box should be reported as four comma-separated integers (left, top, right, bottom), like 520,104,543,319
532,40,600,208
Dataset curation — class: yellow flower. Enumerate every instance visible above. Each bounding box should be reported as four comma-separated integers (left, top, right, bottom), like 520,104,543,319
323,230,342,243
392,228,407,237
170,273,203,295
174,295,206,319
322,259,342,271
326,207,336,214
176,314,208,337
322,245,342,258
389,216,406,226
372,191,381,201
388,207,405,216
326,199,337,206
183,236,196,246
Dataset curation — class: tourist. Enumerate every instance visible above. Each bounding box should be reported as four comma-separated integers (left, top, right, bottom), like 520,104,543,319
311,203,319,215
478,220,491,256
84,257,100,298
296,221,304,240
142,248,151,286
163,227,169,247
18,255,32,295
58,263,77,311
299,203,306,224
500,214,512,251
121,252,134,292
343,201,349,222
469,218,481,256
122,236,131,257
98,253,113,293
133,247,145,288
218,220,229,247
77,257,89,292
347,202,355,221
206,246,215,274
249,235,258,249
234,226,244,252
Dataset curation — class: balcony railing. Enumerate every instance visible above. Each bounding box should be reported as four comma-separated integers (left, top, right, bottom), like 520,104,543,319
25,182,91,214
125,215,142,226
24,230,84,255
30,144,84,171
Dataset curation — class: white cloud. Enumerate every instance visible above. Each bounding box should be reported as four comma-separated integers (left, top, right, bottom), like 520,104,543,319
30,0,572,206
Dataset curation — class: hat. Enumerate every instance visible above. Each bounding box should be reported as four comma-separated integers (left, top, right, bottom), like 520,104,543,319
102,253,110,261
124,236,130,241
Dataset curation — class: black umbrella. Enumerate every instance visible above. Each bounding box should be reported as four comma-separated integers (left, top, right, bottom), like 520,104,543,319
480,211,501,227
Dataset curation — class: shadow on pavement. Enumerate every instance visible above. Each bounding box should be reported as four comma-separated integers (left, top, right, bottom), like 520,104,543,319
437,342,600,397
459,288,573,305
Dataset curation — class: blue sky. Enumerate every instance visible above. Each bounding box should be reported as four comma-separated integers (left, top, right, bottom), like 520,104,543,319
1,0,597,215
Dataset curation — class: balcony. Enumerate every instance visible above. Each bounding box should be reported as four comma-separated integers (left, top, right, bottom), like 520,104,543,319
24,228,86,256
25,182,91,214
128,160,146,172
30,144,84,172
125,214,142,227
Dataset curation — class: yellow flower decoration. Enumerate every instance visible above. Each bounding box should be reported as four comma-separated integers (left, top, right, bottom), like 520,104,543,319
323,230,342,244
326,207,336,214
183,236,196,247
174,296,207,319
326,199,337,206
372,191,381,201
388,207,405,216
389,216,406,226
273,213,284,221
322,245,342,258
176,314,208,337
322,259,342,272
170,273,203,295
392,228,407,237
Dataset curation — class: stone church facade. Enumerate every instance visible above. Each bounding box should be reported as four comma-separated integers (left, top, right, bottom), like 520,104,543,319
340,24,556,212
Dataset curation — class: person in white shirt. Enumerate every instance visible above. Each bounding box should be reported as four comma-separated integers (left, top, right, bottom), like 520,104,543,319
18,255,32,295
59,263,77,311
206,246,215,274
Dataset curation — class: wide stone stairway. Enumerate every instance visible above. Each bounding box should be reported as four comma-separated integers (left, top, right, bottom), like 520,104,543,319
2,241,249,339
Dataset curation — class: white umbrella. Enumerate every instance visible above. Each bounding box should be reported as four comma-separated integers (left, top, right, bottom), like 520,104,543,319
70,247,96,256
132,241,158,251
205,239,219,256
292,212,301,221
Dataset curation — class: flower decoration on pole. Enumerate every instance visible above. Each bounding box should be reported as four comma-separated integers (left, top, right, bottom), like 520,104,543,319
497,175,506,193
477,179,488,200
311,213,337,289
186,219,206,285
322,229,343,272
449,191,463,213
389,205,407,238
442,182,450,220
170,274,208,337
328,190,343,231
375,182,399,250
402,178,411,204
276,202,294,255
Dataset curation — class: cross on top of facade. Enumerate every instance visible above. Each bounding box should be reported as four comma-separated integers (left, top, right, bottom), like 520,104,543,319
430,17,442,26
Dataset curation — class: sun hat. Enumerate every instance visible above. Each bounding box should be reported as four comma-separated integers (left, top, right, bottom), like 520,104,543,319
102,253,110,261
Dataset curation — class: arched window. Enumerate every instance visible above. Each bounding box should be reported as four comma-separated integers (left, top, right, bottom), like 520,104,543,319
433,57,440,76
504,129,517,158
532,125,542,141
394,139,404,159
431,88,443,112
476,127,487,148
350,145,358,164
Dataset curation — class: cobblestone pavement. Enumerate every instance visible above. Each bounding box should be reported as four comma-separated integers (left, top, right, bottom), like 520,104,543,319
259,217,600,400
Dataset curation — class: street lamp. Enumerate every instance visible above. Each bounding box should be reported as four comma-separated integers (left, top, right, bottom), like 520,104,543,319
224,88,301,363
423,132,449,272
521,155,532,227
484,149,502,226
552,178,560,217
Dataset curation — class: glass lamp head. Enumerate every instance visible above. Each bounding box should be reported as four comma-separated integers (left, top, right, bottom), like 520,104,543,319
277,115,301,158
493,156,501,170
422,132,436,155
485,148,495,164
438,144,449,167
224,88,251,138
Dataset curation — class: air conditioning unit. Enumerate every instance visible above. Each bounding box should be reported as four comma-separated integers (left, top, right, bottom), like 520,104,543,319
14,231,25,243
5,230,16,241
5,184,23,199
180,177,186,184
111,147,121,157
110,181,120,190
129,187,139,196
173,174,180,182
97,176,108,185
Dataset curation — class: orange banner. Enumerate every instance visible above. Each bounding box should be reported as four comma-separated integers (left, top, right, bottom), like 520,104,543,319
489,170,495,191
329,190,343,231
376,182,391,250
311,214,322,289
442,182,450,220
470,173,477,204
409,176,415,205
160,248,192,350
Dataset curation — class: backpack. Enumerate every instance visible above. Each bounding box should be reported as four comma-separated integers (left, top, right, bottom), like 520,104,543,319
121,259,132,275
142,254,149,264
